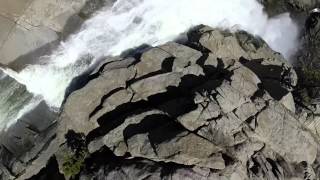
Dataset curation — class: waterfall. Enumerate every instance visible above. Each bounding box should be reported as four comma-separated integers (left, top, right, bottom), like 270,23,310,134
0,0,299,130
0,72,42,131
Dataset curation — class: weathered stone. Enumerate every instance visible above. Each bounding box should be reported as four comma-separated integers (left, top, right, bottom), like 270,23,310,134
0,0,33,21
61,66,136,135
131,72,182,102
0,25,59,65
279,92,296,113
230,66,261,97
254,101,317,163
17,0,86,32
216,81,248,113
128,131,225,170
181,64,205,76
198,29,248,60
177,102,220,131
229,140,264,164
11,25,319,179
88,110,166,155
54,26,320,180
158,42,202,67
261,0,319,16
198,112,245,146
234,102,258,121
0,0,94,66
0,16,15,47
204,52,236,69
99,57,136,74
89,88,134,123
135,47,172,78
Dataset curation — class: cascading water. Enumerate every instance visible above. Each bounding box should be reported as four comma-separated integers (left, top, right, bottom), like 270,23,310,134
0,0,300,130
0,71,42,131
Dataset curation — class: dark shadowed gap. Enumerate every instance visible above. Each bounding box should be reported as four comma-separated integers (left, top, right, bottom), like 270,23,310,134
27,156,65,180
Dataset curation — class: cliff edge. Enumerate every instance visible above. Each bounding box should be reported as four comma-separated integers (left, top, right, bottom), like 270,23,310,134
5,25,318,180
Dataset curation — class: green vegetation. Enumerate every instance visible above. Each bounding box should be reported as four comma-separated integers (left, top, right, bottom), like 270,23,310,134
62,148,88,178
62,131,88,178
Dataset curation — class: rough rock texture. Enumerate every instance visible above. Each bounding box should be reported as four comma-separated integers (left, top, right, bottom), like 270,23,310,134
288,0,320,144
258,1,320,158
0,69,57,180
2,24,320,179
260,0,320,16
35,25,318,180
0,0,113,69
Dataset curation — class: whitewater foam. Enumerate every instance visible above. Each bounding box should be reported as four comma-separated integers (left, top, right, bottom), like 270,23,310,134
0,72,42,131
3,0,299,108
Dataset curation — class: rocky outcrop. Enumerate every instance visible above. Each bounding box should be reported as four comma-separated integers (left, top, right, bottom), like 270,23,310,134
0,1,319,179
0,0,114,69
2,24,319,179
36,25,318,180
260,0,319,16
286,0,320,142
0,69,57,180
259,0,320,156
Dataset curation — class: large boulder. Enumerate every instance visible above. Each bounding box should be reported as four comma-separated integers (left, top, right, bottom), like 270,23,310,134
46,25,318,180
4,25,318,180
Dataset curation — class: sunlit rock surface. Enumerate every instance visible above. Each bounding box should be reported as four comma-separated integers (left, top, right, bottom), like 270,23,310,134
9,25,317,180
0,0,114,69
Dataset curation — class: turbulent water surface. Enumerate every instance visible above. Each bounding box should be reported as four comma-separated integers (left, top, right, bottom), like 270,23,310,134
0,0,299,130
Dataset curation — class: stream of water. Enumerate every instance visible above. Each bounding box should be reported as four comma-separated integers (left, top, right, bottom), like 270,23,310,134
0,0,299,131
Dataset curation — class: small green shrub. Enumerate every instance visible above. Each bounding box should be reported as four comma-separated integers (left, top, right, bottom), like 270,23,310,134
62,130,88,178
62,149,88,178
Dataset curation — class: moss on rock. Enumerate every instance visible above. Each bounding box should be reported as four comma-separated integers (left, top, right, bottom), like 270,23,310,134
62,149,88,178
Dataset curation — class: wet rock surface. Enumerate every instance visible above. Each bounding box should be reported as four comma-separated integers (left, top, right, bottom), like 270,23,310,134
12,25,317,180
0,0,114,69
0,70,57,180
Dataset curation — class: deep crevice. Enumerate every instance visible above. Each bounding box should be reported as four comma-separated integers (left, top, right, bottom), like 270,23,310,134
81,146,193,179
87,63,232,142
123,114,173,143
221,153,235,166
127,57,175,85
196,52,209,66
240,57,290,100
266,158,281,179
27,156,64,180
89,87,125,118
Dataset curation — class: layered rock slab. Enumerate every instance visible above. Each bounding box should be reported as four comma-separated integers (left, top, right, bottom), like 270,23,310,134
51,25,319,179
4,25,318,179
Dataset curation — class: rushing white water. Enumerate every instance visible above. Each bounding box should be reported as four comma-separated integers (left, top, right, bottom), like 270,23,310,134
3,0,299,109
0,72,42,131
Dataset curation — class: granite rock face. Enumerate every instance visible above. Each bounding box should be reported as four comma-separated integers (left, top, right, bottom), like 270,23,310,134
0,0,320,179
38,25,319,180
0,69,57,180
0,0,113,69
2,25,320,179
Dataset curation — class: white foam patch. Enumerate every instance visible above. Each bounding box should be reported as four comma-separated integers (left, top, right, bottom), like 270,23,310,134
3,0,299,108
